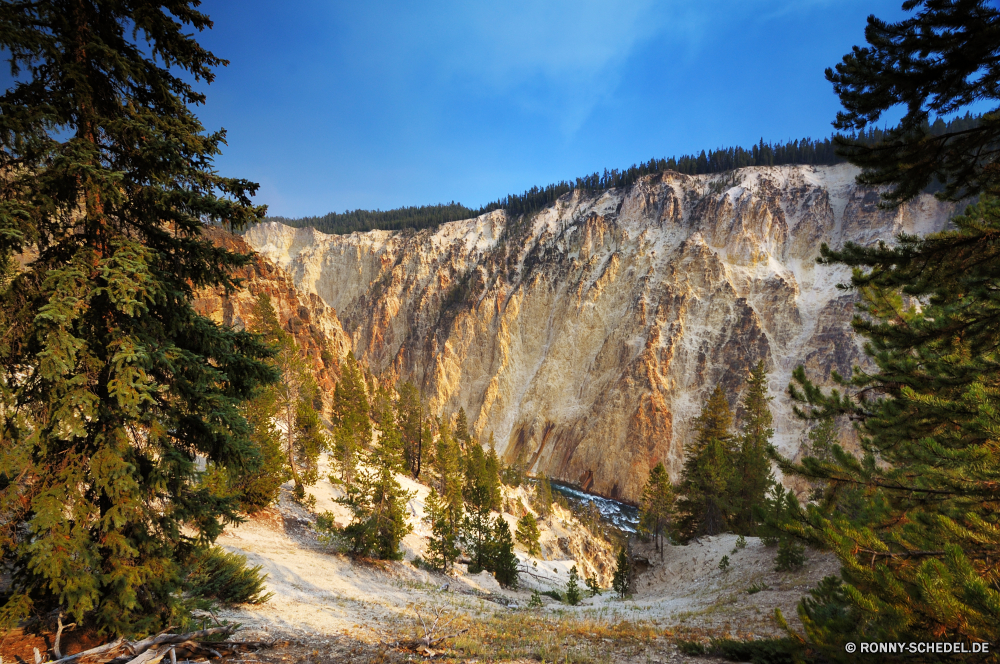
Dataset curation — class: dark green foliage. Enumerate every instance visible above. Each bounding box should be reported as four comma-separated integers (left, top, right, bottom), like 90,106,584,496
676,385,735,539
533,474,555,517
746,582,769,595
702,637,806,664
396,381,424,478
184,547,273,606
718,555,730,572
268,202,480,236
541,590,563,602
423,489,460,572
783,195,1000,645
826,0,1000,205
676,641,708,656
639,462,675,559
586,575,602,597
488,516,519,588
372,383,405,473
612,548,631,599
427,421,463,571
501,446,527,487
732,361,776,535
336,446,414,559
331,352,370,485
252,295,325,501
454,408,472,447
774,538,805,572
516,512,541,556
565,565,582,605
0,0,274,635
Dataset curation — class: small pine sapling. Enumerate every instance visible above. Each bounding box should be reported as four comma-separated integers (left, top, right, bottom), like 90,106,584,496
775,537,805,571
719,555,731,572
612,548,632,599
565,565,582,605
586,575,602,597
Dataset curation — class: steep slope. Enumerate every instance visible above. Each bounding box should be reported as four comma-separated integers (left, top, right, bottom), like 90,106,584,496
244,164,955,502
193,227,352,410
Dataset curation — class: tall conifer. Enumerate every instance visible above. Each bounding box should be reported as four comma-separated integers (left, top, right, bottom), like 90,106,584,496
732,361,775,535
676,385,734,539
781,0,1000,648
0,1,273,634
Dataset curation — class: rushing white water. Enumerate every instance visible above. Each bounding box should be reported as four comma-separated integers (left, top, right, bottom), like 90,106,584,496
550,481,640,533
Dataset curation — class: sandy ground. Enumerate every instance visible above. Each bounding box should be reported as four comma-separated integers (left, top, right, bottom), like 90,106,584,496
212,454,837,660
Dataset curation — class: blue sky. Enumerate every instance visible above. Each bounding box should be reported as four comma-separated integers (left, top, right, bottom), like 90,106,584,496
189,2,908,216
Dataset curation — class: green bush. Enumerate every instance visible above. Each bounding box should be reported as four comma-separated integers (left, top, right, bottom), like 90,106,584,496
719,555,731,572
708,637,805,664
541,589,563,602
774,537,805,571
185,546,272,605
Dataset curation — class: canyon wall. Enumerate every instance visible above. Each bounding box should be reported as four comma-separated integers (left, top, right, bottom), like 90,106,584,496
244,164,955,502
193,227,352,410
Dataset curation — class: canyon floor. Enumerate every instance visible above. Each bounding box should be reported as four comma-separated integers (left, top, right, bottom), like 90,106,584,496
208,456,838,663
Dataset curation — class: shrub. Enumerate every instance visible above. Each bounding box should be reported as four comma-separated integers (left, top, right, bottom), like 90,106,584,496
586,575,602,597
527,590,544,608
185,547,273,605
775,537,805,571
541,590,563,602
719,555,731,572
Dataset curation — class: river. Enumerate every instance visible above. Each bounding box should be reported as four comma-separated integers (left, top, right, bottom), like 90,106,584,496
548,481,640,533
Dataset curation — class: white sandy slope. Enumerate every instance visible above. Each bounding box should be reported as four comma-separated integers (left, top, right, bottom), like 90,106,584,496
215,458,835,644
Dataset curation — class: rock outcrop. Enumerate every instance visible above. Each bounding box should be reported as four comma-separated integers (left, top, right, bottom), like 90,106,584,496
193,227,352,410
244,164,955,502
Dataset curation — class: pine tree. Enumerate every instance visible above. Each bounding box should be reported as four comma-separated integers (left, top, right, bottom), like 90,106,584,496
773,1,1000,648
0,1,274,635
676,385,735,540
423,489,460,572
732,361,776,535
826,1,1000,204
337,428,414,560
515,513,541,556
565,565,582,605
461,444,495,573
396,381,423,478
454,407,472,449
431,420,463,566
485,437,503,511
372,383,404,473
488,516,519,588
785,196,1000,646
254,295,326,501
331,352,370,485
612,548,631,599
639,462,675,559
534,474,554,518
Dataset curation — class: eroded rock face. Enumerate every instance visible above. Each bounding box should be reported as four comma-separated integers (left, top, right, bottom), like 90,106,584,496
244,165,955,502
193,227,352,412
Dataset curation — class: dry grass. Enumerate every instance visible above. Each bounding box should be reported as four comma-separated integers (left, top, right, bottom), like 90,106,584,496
377,607,742,663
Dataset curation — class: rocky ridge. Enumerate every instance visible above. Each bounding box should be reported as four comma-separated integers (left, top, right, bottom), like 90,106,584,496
244,164,956,502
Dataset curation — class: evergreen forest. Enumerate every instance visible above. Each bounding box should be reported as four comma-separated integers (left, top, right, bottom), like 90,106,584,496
267,114,980,235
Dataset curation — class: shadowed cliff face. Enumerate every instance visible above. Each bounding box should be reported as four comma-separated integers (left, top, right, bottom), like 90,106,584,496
244,164,955,502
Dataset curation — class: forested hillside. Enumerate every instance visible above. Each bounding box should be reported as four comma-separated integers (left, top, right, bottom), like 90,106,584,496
267,114,978,235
